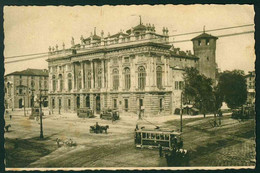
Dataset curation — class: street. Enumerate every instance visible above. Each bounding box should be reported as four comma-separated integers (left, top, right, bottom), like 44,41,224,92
5,110,255,168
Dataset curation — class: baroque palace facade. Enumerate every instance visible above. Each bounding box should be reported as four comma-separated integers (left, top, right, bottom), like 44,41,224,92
47,21,217,115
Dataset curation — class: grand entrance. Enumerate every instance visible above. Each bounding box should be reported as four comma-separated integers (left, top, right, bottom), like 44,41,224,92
76,96,80,109
86,95,90,108
19,98,23,108
96,95,101,114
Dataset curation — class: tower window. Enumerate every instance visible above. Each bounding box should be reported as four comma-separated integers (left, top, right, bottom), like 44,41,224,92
198,40,201,46
206,39,210,45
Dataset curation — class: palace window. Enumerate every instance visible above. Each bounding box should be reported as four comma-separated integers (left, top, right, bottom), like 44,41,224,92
138,66,146,90
87,71,92,89
156,66,163,89
31,80,35,89
97,67,102,88
113,68,119,90
124,67,131,90
52,75,56,91
67,73,72,91
78,72,82,90
44,80,48,89
59,74,63,91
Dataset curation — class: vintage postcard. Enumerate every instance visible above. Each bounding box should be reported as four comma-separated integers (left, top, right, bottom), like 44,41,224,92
3,5,255,170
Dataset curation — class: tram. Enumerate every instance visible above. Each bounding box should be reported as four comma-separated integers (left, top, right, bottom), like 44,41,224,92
134,127,183,150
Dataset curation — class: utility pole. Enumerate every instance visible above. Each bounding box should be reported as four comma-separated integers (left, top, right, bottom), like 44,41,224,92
30,88,35,117
180,91,183,133
39,89,44,139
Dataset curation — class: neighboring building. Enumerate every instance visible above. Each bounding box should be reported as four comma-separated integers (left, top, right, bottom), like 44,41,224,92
4,69,49,109
47,20,217,115
192,32,218,81
245,71,255,104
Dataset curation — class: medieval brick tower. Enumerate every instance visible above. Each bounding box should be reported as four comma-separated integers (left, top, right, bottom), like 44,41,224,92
191,32,218,81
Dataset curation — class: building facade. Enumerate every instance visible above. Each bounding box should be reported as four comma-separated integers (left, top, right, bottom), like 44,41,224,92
47,21,217,115
4,69,49,109
245,71,255,105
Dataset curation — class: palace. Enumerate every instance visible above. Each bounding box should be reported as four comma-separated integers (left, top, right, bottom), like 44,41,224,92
47,20,218,115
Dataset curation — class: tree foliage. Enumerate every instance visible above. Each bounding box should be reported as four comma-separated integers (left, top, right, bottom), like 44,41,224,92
183,67,215,115
218,70,247,109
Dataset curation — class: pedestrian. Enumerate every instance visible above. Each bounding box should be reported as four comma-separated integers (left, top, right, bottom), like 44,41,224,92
9,114,12,120
158,144,163,157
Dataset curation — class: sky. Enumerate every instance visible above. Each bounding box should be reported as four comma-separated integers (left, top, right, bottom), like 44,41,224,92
4,5,255,75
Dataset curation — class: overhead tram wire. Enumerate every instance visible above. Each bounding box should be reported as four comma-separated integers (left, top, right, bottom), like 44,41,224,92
5,54,48,64
5,52,48,59
5,30,254,64
4,23,254,60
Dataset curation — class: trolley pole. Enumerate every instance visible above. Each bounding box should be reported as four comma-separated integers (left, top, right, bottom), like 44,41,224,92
180,91,183,133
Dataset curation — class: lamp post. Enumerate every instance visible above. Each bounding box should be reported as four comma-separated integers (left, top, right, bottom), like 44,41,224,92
39,89,48,139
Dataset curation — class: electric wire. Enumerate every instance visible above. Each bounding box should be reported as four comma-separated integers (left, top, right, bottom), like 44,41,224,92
5,30,254,64
5,24,254,59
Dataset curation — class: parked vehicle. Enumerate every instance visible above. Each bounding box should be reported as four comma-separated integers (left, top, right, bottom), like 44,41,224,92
77,108,94,118
100,108,119,121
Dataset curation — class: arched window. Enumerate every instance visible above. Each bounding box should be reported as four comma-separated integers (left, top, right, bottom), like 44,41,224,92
67,73,72,91
58,74,63,91
113,68,119,90
124,67,131,90
52,75,56,91
87,71,91,89
156,66,163,89
78,71,82,90
138,66,146,90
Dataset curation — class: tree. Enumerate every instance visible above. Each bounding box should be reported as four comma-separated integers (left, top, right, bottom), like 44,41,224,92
218,70,247,109
183,67,214,117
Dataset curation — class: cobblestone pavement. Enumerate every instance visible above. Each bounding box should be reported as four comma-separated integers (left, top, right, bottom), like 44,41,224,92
4,110,255,168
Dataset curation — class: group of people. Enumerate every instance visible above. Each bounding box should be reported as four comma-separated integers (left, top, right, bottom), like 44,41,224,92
164,147,190,166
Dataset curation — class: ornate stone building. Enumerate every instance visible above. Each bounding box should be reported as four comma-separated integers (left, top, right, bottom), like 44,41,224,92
47,21,217,115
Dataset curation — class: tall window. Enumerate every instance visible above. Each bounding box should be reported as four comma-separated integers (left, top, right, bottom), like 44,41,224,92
68,73,72,91
97,65,102,88
87,71,91,89
156,66,163,89
52,75,56,91
59,74,63,91
78,72,82,90
113,68,119,90
138,66,146,90
124,67,131,90
31,80,35,89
